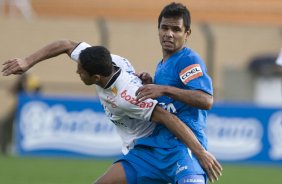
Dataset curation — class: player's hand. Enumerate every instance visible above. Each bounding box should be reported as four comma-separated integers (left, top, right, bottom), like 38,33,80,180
2,58,29,76
197,150,223,183
135,84,164,101
135,72,153,85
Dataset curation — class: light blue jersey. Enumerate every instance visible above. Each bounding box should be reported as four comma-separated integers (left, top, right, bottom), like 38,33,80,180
153,47,213,150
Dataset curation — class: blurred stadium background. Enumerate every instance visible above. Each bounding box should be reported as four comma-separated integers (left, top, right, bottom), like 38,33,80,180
0,0,282,183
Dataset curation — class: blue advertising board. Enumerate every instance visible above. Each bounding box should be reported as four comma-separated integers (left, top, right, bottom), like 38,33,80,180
16,93,122,158
206,103,282,164
15,93,282,164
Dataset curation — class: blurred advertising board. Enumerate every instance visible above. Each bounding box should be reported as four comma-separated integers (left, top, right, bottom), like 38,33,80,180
15,94,282,164
15,93,123,158
207,103,282,164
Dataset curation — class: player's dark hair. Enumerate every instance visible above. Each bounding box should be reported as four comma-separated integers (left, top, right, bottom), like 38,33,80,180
79,46,113,77
158,2,191,31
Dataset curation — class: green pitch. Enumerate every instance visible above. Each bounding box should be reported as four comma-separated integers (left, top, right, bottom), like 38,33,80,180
0,155,113,184
0,155,281,184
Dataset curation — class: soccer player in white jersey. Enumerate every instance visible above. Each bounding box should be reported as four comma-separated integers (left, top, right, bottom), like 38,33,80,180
2,40,222,184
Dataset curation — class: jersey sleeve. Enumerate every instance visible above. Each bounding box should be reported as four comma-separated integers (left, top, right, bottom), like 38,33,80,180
118,83,158,121
70,42,91,62
177,54,213,95
111,54,136,74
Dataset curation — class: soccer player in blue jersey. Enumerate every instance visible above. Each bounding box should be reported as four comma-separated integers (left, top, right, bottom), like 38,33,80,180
136,2,219,183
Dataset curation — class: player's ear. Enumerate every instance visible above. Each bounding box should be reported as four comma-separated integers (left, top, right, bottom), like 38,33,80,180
186,28,191,36
92,74,101,83
184,29,191,43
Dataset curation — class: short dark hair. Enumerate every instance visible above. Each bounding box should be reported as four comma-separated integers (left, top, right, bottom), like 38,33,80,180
158,2,191,31
79,46,113,76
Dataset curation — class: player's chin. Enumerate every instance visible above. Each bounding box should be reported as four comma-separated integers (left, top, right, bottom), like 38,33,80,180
162,44,174,51
81,80,92,85
84,82,92,86
162,47,175,53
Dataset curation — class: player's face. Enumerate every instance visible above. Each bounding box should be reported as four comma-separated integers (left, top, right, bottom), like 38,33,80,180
76,63,93,85
159,17,189,56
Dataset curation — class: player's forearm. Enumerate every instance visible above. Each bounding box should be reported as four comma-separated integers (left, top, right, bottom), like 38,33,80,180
162,86,213,110
165,114,205,156
24,40,77,68
152,107,206,156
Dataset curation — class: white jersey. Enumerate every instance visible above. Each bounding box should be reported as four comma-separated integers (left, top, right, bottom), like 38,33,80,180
71,42,158,154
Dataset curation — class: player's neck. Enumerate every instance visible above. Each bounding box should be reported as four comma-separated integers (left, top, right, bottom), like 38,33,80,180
102,66,121,89
162,52,172,63
162,46,185,63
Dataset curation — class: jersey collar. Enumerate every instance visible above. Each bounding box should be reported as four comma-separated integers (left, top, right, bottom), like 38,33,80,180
103,64,121,89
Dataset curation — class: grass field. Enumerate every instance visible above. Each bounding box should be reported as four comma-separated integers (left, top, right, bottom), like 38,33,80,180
0,155,281,184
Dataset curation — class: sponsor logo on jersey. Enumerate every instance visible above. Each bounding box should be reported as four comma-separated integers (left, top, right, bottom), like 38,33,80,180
121,90,154,108
106,96,117,108
110,119,128,127
159,102,177,113
179,64,203,84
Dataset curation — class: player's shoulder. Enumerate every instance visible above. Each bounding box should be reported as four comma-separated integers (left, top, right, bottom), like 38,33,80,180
111,54,135,74
111,54,126,62
116,72,152,107
115,71,140,93
179,47,204,65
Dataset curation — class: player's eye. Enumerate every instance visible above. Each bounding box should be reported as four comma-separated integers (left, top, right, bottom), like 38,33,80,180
160,25,169,30
172,27,181,32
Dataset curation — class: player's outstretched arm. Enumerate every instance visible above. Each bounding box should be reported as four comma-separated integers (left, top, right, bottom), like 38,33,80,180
151,106,222,183
2,40,78,76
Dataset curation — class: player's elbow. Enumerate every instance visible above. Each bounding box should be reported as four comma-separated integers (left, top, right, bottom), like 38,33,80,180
56,39,77,55
201,95,213,110
151,106,169,125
